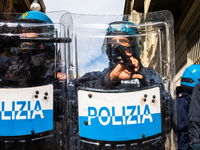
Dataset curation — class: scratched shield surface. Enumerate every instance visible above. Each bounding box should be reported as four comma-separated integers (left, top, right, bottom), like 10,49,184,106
0,84,53,136
78,86,161,141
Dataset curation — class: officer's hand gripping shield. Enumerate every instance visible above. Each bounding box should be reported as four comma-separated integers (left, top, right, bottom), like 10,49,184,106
0,11,72,150
64,10,177,150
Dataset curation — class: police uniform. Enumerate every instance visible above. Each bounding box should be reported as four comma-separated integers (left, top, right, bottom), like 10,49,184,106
176,86,191,150
77,65,160,89
0,43,58,86
189,83,200,148
0,42,63,149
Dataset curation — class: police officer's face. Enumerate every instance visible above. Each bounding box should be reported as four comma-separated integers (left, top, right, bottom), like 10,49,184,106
110,37,131,47
20,29,39,45
20,29,39,38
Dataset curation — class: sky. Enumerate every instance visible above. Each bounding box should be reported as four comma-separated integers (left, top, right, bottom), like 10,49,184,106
43,0,125,15
43,0,126,76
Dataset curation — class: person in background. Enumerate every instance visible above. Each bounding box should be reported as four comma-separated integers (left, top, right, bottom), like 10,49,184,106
176,65,200,150
187,65,200,150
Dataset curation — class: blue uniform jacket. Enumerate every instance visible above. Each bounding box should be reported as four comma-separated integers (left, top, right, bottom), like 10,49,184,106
189,83,200,147
176,86,191,150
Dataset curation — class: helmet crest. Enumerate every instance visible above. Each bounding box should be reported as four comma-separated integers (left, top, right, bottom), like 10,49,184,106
19,11,53,24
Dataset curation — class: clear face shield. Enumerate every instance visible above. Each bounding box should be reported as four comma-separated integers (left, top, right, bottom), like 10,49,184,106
0,22,57,86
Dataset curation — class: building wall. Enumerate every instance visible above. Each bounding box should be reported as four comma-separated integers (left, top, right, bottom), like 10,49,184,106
175,0,200,86
0,0,14,12
127,0,200,86
175,29,187,85
0,0,45,13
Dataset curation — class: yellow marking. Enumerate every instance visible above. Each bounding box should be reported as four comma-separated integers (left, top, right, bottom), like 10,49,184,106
22,12,28,18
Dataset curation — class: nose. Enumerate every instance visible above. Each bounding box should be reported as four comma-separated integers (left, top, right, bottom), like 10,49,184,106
111,43,120,47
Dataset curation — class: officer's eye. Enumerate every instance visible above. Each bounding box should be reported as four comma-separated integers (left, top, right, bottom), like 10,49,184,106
110,38,129,44
22,28,37,33
119,39,129,44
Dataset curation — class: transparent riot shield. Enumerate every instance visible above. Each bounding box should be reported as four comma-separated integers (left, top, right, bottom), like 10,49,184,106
0,11,72,150
63,10,177,150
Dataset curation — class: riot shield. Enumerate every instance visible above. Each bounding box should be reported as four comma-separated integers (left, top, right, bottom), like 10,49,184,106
0,11,72,150
63,10,177,150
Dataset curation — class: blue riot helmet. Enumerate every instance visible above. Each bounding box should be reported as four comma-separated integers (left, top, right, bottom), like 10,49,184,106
181,64,200,92
102,21,141,63
12,11,55,57
18,11,53,24
15,11,54,38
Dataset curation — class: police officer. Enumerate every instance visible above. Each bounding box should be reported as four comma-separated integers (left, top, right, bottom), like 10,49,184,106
187,65,200,150
75,21,173,149
0,11,62,86
77,21,161,89
0,11,65,149
176,65,200,150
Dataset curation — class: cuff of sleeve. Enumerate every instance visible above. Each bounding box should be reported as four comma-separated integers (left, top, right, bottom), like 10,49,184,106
103,72,120,87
